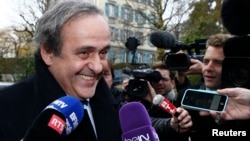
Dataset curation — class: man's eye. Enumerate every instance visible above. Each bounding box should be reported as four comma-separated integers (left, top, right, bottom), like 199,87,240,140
203,60,208,64
79,52,89,59
100,51,108,58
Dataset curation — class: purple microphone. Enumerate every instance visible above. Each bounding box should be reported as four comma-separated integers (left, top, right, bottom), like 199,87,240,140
119,102,159,141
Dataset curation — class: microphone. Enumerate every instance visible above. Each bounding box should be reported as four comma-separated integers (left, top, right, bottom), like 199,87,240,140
150,30,177,50
152,94,177,116
22,96,84,141
119,102,159,141
150,30,190,53
221,0,250,35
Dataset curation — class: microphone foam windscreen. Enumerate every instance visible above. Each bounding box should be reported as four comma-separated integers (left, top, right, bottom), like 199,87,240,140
150,30,176,49
221,0,250,35
119,102,151,133
152,95,163,105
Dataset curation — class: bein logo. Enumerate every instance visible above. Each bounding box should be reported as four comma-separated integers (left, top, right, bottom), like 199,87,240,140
124,133,150,141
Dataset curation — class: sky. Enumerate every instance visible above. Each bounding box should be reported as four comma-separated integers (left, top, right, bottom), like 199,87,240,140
0,0,20,29
0,0,42,30
0,0,190,30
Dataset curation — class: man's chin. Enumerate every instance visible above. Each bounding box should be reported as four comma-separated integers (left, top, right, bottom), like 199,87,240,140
76,87,96,98
79,93,95,99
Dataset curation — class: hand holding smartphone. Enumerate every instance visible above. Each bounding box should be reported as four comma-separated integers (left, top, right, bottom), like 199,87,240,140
181,89,228,113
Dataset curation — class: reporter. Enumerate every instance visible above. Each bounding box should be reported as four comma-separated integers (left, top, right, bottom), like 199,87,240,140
200,87,250,120
146,62,192,141
150,61,177,100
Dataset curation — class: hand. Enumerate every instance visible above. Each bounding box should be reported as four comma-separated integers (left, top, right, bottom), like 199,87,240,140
184,58,203,75
175,50,202,75
176,58,202,84
170,107,192,133
199,87,250,120
121,79,129,91
143,81,157,102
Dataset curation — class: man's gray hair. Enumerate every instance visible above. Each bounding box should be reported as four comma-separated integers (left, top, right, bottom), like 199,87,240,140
33,0,104,57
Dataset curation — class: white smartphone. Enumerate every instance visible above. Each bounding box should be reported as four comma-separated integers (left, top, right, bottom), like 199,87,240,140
181,89,228,113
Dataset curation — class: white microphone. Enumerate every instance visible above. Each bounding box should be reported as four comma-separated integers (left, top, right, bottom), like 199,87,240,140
152,94,178,116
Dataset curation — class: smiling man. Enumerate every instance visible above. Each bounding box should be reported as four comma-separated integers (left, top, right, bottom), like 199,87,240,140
0,1,121,141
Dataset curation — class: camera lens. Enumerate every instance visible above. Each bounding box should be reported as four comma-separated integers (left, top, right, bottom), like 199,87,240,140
127,79,148,97
222,57,250,89
228,61,250,87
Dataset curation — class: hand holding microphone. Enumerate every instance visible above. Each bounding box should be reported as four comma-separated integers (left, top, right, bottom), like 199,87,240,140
152,94,192,133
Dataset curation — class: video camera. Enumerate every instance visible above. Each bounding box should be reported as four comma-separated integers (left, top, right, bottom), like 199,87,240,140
221,36,250,89
220,0,250,89
163,39,206,71
122,66,162,97
150,30,206,71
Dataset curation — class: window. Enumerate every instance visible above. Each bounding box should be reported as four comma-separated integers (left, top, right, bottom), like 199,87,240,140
134,31,143,44
105,3,119,18
120,49,126,62
128,51,138,64
121,29,133,41
121,6,133,21
148,0,156,7
108,49,115,61
135,11,145,24
110,26,119,40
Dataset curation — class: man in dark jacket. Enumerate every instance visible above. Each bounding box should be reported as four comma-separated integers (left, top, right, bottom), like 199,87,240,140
0,1,121,141
175,33,250,140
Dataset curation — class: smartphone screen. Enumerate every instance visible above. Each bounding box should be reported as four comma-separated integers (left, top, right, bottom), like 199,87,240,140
181,89,228,112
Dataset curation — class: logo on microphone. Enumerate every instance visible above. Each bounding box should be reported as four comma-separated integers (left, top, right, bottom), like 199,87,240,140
160,99,176,115
48,114,66,135
124,133,150,141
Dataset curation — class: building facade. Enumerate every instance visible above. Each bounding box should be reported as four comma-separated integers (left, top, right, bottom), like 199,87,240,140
89,0,158,64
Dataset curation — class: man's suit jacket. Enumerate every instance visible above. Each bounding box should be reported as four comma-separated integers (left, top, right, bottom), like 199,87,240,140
0,57,122,141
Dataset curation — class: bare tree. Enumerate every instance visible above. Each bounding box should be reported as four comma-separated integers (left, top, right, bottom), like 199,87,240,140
125,0,193,32
0,0,52,82
121,0,194,61
14,0,50,37
0,28,35,82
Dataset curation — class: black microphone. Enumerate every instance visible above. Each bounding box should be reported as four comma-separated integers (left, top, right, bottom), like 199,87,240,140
150,30,190,53
22,96,84,141
221,0,250,35
150,30,177,50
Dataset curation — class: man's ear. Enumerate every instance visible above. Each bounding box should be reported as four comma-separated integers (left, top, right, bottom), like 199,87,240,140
40,43,53,66
171,79,176,88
